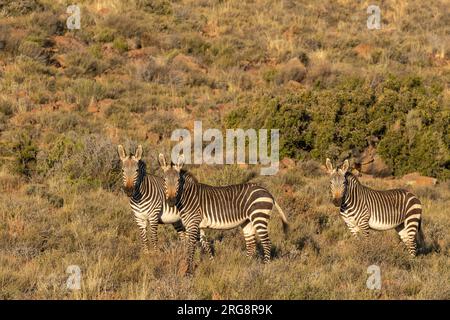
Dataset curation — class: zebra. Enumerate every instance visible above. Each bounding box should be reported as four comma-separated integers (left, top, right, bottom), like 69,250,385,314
158,153,289,274
326,158,424,256
117,145,186,252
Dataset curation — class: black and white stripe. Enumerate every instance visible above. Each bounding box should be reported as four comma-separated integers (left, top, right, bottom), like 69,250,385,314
130,162,186,250
118,145,185,252
159,154,289,274
327,159,424,256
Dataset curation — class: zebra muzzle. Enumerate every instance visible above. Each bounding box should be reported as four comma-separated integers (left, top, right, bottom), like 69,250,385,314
167,198,177,207
123,185,134,197
332,197,342,207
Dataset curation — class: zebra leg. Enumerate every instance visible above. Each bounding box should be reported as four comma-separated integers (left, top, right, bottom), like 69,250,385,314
250,208,273,262
343,216,361,238
173,220,186,242
255,224,272,263
147,220,158,251
134,216,149,253
242,221,257,258
184,224,200,275
403,202,422,257
394,223,406,245
396,222,418,257
199,229,214,260
358,215,370,238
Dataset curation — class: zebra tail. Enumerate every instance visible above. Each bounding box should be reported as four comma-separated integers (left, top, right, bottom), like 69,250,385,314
274,201,289,235
416,220,426,251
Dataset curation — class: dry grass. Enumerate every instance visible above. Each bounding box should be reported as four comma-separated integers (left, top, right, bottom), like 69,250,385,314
0,163,448,299
0,0,448,299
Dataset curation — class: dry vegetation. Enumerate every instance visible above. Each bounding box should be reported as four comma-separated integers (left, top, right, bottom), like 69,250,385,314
0,0,449,299
1,163,449,299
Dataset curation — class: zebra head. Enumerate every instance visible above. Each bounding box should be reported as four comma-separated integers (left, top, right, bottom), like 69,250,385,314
118,145,143,197
158,153,185,207
326,158,349,207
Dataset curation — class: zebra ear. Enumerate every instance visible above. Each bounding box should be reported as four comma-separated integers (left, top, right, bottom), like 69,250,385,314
134,145,143,161
341,159,349,173
158,153,168,170
117,145,127,161
175,154,185,172
325,158,333,173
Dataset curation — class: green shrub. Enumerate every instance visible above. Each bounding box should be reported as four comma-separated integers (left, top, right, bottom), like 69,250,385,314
226,75,448,179
38,133,121,190
94,28,116,43
143,111,181,139
9,132,38,177
0,0,44,17
18,40,47,63
136,0,172,15
0,99,13,116
181,35,212,64
63,52,109,78
62,78,107,110
113,37,129,53
262,68,277,83
264,95,313,159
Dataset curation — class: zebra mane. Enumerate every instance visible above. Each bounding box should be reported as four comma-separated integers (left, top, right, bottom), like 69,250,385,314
136,160,147,186
138,159,147,173
180,169,198,184
344,171,361,188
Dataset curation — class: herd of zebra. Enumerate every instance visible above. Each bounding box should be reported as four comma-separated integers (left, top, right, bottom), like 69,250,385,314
117,145,424,274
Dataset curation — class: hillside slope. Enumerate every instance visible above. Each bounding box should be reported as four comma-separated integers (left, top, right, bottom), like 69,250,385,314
0,0,449,299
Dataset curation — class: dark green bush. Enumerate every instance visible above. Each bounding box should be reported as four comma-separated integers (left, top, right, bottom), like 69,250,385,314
226,75,449,179
10,132,38,177
0,99,13,116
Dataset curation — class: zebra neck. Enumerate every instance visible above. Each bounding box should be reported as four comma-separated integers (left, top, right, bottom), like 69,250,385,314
340,173,361,212
132,163,148,202
178,171,199,203
181,170,198,184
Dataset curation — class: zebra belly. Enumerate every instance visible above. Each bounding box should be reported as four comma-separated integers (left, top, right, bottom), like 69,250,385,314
159,207,181,224
368,217,399,231
200,216,246,230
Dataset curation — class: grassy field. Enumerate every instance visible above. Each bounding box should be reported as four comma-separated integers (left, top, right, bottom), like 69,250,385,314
1,163,449,299
0,0,449,299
